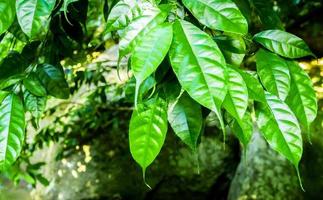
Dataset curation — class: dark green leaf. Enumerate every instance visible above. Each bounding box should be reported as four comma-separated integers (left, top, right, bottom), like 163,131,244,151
0,51,28,83
23,72,47,97
182,0,248,35
0,93,25,170
253,30,313,58
256,49,290,100
24,91,46,126
37,64,69,99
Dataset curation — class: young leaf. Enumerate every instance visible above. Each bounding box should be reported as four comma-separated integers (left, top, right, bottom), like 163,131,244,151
168,92,202,151
119,4,168,60
256,49,290,100
106,0,141,32
37,64,70,99
129,97,168,184
253,30,313,58
222,67,248,122
23,72,47,97
131,23,173,106
182,0,248,35
169,20,227,134
0,0,16,34
16,0,56,39
256,92,302,171
231,111,253,148
0,93,25,170
213,34,246,66
286,61,317,133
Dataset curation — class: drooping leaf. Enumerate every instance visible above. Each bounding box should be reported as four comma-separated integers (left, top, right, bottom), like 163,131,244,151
231,111,253,148
214,34,246,67
0,93,25,170
222,67,248,122
249,0,284,30
228,65,266,103
286,61,317,133
256,49,290,100
24,91,46,126
36,64,70,99
129,96,168,182
63,0,79,25
0,0,16,34
182,0,248,35
131,23,173,105
168,92,202,151
253,30,313,58
16,0,56,39
0,51,28,83
119,4,168,60
23,72,47,97
106,0,141,32
256,92,303,169
169,20,227,133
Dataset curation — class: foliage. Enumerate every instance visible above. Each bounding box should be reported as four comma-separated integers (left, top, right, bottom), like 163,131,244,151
0,0,319,190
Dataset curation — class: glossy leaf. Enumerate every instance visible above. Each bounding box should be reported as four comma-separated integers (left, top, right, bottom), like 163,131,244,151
119,4,168,60
0,93,25,170
0,91,8,103
223,67,248,121
182,0,248,35
106,0,141,32
0,0,16,34
129,97,168,179
253,30,313,58
231,111,252,147
169,20,227,133
256,92,302,168
131,23,173,105
214,34,246,66
168,92,202,151
249,0,283,30
228,65,265,103
16,0,56,38
37,64,70,99
23,72,47,97
24,91,46,124
286,61,317,132
256,49,290,100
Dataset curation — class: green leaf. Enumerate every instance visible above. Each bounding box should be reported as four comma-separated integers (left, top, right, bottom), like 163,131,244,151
0,0,16,34
228,65,266,103
23,72,47,97
214,34,246,66
0,93,25,170
24,91,46,119
129,96,168,183
131,23,173,105
168,92,202,151
0,51,28,83
119,4,168,60
256,92,302,169
169,20,227,133
0,91,9,104
231,111,252,148
253,30,313,58
256,49,290,100
286,61,317,133
223,67,248,122
37,64,70,99
182,0,248,35
16,0,56,39
249,0,284,30
106,0,141,32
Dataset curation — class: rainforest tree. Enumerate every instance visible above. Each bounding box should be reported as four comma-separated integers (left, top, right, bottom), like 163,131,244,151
0,0,318,189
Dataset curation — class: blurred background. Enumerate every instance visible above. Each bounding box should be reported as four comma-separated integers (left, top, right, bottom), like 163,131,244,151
0,0,322,199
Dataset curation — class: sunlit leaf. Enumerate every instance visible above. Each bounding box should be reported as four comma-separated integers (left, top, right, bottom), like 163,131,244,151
0,0,16,35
